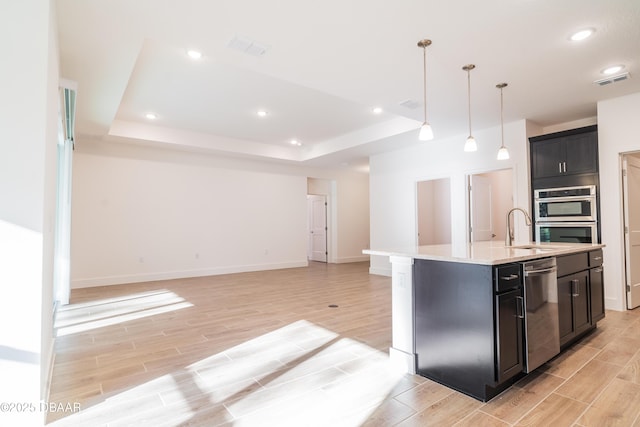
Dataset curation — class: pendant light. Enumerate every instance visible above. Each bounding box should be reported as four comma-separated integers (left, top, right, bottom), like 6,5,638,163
462,64,477,152
417,39,434,140
496,83,510,160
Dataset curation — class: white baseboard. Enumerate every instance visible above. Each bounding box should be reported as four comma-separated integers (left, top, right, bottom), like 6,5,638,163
605,296,626,312
71,261,309,288
333,255,370,264
389,347,417,375
369,266,392,277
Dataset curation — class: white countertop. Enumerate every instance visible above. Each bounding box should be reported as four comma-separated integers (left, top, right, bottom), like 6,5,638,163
364,241,605,265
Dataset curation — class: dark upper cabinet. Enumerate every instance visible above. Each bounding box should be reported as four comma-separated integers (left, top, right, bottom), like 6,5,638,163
530,125,598,184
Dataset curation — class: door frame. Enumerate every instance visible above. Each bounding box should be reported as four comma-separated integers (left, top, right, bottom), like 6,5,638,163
466,168,515,243
415,176,452,246
307,194,328,262
307,178,336,263
622,152,640,309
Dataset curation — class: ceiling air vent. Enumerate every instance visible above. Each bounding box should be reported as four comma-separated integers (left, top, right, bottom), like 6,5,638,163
398,99,421,110
594,71,630,86
227,35,269,57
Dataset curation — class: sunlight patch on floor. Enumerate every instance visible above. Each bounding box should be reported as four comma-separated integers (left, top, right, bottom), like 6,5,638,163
55,290,193,336
49,320,402,426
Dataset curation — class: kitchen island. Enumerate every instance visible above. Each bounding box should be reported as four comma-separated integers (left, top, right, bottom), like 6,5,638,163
364,240,605,401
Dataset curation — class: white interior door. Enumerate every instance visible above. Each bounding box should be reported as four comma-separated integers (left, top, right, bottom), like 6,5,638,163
623,155,640,309
470,175,494,242
308,195,327,262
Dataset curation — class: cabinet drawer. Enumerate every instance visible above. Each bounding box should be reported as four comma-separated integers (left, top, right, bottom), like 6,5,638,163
495,264,522,292
557,252,588,277
589,249,603,267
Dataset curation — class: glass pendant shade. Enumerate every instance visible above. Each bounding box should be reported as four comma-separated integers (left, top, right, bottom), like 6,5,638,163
464,135,477,152
497,145,510,160
419,122,434,141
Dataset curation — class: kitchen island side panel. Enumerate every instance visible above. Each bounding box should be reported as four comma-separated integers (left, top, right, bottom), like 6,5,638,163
414,259,496,399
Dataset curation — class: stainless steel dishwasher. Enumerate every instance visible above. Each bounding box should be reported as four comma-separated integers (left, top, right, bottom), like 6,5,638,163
520,257,560,372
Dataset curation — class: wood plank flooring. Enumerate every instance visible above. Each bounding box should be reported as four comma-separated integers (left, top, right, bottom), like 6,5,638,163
47,262,640,426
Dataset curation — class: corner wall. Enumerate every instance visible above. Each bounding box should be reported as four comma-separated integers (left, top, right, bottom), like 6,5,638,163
0,1,58,425
70,140,369,287
597,91,640,311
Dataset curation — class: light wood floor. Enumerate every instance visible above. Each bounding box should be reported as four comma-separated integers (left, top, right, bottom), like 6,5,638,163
47,262,640,426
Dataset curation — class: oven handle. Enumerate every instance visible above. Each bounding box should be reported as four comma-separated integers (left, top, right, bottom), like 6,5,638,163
536,221,597,226
535,195,596,203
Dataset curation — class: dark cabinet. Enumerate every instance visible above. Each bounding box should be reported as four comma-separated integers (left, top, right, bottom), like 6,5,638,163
556,249,605,347
590,267,605,323
413,260,524,401
496,288,524,383
530,125,598,184
558,270,591,346
589,249,605,323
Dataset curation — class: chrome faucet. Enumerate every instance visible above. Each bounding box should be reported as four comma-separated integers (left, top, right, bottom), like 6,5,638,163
505,207,532,246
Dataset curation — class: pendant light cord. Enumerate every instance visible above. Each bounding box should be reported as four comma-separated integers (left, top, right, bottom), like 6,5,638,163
500,86,504,146
467,69,472,136
423,46,427,123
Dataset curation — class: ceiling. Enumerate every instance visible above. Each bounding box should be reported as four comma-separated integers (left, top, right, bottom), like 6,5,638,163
56,0,640,171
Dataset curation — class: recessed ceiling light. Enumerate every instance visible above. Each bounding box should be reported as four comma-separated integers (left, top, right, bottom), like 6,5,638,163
372,107,383,114
602,65,625,75
145,113,157,120
186,50,203,60
569,28,595,41
257,110,268,117
290,139,302,146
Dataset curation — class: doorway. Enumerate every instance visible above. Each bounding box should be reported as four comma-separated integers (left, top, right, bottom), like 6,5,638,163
53,84,76,307
307,194,327,262
416,178,451,245
468,169,513,242
307,178,332,263
622,153,640,309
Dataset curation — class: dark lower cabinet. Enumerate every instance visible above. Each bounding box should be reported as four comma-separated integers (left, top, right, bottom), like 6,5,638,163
589,248,605,324
558,270,591,346
590,266,605,323
557,249,605,347
496,288,524,383
413,250,604,402
414,259,524,402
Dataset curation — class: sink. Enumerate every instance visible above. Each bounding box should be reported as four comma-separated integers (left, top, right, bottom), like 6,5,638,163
510,244,562,251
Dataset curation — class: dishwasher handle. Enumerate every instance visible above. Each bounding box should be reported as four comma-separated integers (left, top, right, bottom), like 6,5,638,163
524,266,557,277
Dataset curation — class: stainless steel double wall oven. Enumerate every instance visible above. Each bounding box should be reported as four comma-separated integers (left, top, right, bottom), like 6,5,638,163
534,185,598,243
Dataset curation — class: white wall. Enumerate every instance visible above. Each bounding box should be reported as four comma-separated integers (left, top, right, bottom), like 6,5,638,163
0,1,58,425
71,139,369,287
369,120,535,276
417,179,451,245
484,169,513,241
597,91,640,311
